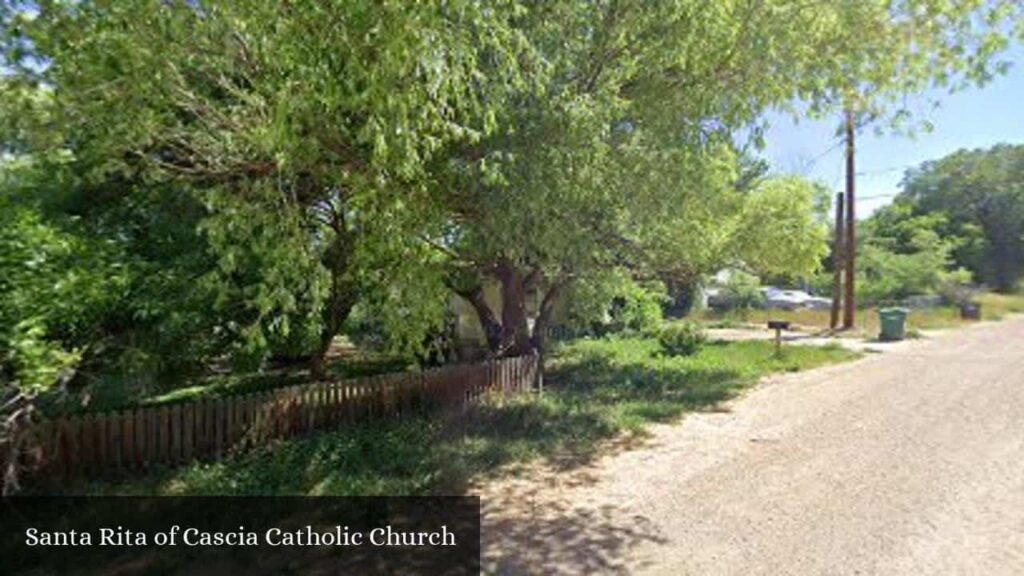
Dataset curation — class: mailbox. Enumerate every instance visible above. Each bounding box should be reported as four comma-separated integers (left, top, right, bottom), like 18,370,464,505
767,320,790,356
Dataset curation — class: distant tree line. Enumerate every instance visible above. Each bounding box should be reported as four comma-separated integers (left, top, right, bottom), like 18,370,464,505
843,144,1024,304
898,144,1024,293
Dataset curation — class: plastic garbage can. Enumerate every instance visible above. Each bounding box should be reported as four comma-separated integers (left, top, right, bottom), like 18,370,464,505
878,307,909,341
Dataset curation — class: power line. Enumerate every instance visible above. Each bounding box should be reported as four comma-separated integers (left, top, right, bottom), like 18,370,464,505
855,165,916,176
784,136,845,177
856,191,901,201
806,137,845,167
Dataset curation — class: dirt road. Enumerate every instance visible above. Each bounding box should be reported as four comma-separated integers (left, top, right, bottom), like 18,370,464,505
479,318,1024,574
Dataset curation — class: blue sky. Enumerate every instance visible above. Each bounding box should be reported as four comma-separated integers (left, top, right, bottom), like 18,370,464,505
760,48,1024,217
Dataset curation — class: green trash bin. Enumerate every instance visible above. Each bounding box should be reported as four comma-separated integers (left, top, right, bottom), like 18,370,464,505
878,307,909,341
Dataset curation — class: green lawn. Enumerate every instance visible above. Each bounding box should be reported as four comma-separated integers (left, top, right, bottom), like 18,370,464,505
50,336,858,497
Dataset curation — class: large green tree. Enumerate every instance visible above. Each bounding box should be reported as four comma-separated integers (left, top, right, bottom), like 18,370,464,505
433,0,1021,357
852,202,970,303
2,0,1021,379
899,144,1024,291
2,0,533,378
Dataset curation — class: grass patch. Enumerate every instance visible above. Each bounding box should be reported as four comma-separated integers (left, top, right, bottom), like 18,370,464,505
698,316,757,330
975,291,1024,320
49,336,858,497
693,291,1024,337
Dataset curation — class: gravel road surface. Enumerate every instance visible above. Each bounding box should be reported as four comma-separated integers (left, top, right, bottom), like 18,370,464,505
479,318,1024,575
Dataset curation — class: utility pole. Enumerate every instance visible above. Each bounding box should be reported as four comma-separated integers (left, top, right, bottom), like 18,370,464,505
830,192,844,330
842,109,856,329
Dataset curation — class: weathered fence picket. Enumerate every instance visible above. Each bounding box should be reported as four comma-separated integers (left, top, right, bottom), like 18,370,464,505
32,354,539,483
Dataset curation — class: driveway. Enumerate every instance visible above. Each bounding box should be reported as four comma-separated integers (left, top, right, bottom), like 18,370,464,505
478,318,1024,574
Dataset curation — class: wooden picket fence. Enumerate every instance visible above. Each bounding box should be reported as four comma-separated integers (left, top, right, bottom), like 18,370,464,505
33,355,540,482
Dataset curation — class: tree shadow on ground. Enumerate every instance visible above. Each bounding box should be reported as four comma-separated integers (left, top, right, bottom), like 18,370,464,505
482,498,668,575
432,354,747,491
549,353,747,413
61,345,754,497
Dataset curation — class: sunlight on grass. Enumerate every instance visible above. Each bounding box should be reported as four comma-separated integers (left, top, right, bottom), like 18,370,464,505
58,336,858,497
692,291,1024,337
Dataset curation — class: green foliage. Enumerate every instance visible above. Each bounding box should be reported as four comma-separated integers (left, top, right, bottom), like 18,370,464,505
658,322,707,357
3,318,79,393
779,0,1022,131
858,202,973,304
564,272,666,335
716,270,766,311
856,246,954,305
728,177,831,278
2,0,532,388
0,164,126,392
346,242,451,360
610,282,667,335
1,156,258,393
2,0,1020,395
899,144,1024,291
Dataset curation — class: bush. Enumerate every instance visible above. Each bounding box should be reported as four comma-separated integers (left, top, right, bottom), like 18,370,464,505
856,204,974,305
937,268,975,305
658,323,707,357
609,284,666,334
564,273,667,335
710,270,765,312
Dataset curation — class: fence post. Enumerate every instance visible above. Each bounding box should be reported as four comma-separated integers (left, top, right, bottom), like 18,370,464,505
171,405,183,465
537,353,544,393
132,409,144,470
108,412,122,472
144,407,156,469
183,403,194,463
328,382,338,426
81,413,95,476
68,416,81,479
53,416,69,481
157,406,169,467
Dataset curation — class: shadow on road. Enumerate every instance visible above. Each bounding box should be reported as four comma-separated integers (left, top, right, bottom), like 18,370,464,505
483,498,667,574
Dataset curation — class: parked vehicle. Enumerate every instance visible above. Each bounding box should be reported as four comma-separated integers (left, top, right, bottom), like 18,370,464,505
761,287,831,310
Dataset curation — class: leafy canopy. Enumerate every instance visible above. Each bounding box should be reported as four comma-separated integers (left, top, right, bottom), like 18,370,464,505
1,0,1022,390
899,144,1024,291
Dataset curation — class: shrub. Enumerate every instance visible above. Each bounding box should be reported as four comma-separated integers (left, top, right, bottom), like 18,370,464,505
609,283,666,334
711,270,765,312
658,323,707,357
564,273,667,335
937,267,975,305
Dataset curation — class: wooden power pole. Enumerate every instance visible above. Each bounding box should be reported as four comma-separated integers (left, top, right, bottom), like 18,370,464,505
830,192,844,330
842,109,856,329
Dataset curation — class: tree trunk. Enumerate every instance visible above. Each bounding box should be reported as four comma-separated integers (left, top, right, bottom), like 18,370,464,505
1,390,40,495
458,285,503,354
530,281,567,355
459,263,567,364
496,260,533,356
530,280,569,391
310,288,356,380
310,227,357,380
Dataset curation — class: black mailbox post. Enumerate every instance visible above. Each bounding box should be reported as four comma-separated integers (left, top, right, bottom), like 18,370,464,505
767,320,791,356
